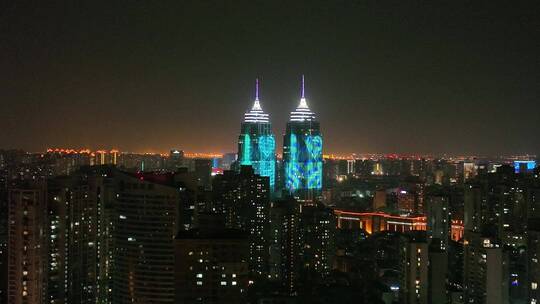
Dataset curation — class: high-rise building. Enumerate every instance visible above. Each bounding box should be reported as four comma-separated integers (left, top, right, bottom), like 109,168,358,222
429,240,448,304
298,203,336,281
0,168,9,304
237,79,276,189
8,187,48,304
400,236,429,304
283,75,323,201
462,233,509,304
112,171,184,304
464,166,528,247
268,198,301,294
463,170,511,304
45,179,68,304
528,218,540,304
427,195,450,250
211,166,270,278
174,214,249,304
268,199,335,294
41,166,191,304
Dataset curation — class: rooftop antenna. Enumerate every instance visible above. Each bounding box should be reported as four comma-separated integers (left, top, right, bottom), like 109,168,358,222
251,78,262,111
301,74,305,99
255,78,259,100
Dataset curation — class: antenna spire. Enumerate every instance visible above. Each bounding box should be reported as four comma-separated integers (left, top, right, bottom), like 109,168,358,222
255,78,259,100
301,74,305,98
251,78,262,111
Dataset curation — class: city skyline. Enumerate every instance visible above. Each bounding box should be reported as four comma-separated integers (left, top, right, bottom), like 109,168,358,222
2,2,540,303
2,2,539,155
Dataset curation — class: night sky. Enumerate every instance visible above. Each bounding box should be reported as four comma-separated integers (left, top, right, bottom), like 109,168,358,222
1,1,539,155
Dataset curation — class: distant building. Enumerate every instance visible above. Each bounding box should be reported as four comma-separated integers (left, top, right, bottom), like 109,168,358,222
168,149,185,170
514,160,536,174
373,189,387,210
194,158,212,189
346,159,355,175
221,153,237,171
397,189,416,214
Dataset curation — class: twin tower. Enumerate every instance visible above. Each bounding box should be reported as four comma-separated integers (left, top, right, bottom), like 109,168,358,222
237,76,323,199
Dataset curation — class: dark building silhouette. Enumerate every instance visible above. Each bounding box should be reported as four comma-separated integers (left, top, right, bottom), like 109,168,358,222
268,198,335,295
6,166,195,304
211,166,270,279
400,235,429,304
8,187,47,304
268,198,302,294
194,159,212,189
175,214,249,304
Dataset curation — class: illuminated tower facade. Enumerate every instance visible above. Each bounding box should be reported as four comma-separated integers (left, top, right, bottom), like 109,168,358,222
237,79,276,189
283,75,323,200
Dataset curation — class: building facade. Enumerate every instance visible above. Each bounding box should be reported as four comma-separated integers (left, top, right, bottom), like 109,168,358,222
283,76,323,201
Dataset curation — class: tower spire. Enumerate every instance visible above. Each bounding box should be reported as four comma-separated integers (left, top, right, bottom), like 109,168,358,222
298,75,309,109
255,78,259,100
251,78,262,112
301,74,305,99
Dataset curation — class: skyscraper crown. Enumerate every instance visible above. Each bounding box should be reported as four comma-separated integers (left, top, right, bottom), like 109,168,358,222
244,78,270,123
290,75,316,122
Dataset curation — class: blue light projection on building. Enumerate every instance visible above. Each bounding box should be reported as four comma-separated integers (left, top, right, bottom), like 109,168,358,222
240,134,252,166
237,79,276,189
513,160,536,173
285,134,300,190
283,75,323,198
